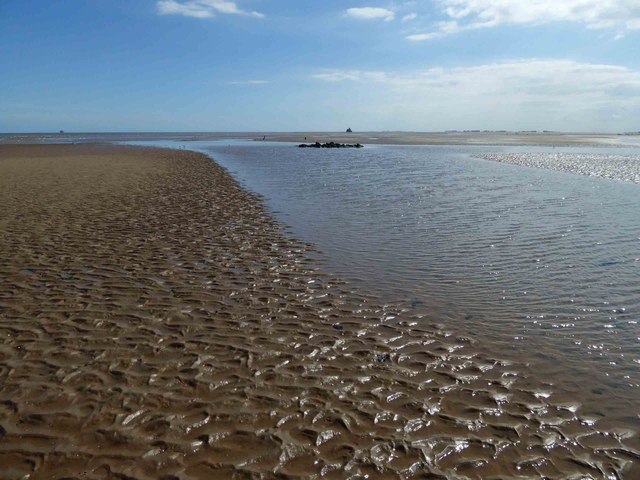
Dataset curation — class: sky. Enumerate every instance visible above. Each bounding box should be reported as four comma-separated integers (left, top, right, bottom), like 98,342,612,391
1,0,639,133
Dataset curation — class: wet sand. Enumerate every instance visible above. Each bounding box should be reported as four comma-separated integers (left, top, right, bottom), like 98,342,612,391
258,131,640,147
1,144,638,479
3,131,640,148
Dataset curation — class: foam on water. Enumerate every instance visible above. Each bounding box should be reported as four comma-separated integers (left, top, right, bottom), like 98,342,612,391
476,152,640,183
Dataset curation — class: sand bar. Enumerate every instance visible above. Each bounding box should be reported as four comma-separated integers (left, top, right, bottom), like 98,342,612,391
2,131,640,147
257,131,640,147
1,144,638,479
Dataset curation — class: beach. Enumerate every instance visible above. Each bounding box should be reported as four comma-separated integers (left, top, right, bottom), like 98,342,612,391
2,131,640,149
1,144,638,479
257,131,640,147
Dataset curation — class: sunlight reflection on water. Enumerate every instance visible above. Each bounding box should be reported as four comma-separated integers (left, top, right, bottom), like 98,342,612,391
132,139,640,425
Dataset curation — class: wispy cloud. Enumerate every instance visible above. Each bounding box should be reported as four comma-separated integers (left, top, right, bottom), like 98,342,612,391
312,70,388,82
406,33,436,41
156,0,264,19
311,60,640,130
226,80,269,85
312,59,640,102
409,0,640,40
407,20,468,41
346,7,395,22
401,13,418,22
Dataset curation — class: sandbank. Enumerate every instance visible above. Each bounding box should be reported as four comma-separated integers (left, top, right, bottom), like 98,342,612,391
257,131,640,147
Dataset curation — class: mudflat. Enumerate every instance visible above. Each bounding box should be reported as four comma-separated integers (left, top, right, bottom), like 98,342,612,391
3,131,639,148
0,144,638,479
259,131,640,147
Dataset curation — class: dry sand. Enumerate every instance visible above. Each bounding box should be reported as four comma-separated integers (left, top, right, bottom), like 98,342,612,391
0,144,638,479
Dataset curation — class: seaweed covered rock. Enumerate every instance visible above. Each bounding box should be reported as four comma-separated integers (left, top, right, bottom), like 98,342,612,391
298,142,363,149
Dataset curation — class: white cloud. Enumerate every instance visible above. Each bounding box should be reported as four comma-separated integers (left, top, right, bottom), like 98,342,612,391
346,7,395,22
407,32,437,41
312,60,640,94
312,71,362,82
157,0,263,19
402,13,418,22
409,0,640,40
157,1,213,18
441,60,638,97
406,20,470,40
311,60,640,130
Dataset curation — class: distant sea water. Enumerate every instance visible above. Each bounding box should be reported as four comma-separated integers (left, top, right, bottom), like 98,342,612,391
4,133,640,428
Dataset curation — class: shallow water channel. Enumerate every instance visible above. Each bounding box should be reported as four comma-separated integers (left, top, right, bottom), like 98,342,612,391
130,139,640,432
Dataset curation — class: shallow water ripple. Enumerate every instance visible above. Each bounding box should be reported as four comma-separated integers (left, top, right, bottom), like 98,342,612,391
476,152,640,183
181,142,640,428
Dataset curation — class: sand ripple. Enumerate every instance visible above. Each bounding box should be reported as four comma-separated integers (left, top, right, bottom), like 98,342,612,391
0,145,638,479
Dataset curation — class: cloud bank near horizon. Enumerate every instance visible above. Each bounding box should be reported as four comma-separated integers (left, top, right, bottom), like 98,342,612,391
311,59,640,131
312,59,640,93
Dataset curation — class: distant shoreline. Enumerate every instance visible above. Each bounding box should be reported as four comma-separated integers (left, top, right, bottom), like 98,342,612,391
256,131,640,147
1,131,639,148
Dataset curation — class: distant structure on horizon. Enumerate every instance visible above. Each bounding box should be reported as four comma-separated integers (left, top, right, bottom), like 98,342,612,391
59,130,64,134
346,127,353,133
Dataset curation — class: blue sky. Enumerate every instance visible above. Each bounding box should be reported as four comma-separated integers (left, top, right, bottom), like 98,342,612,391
1,0,639,132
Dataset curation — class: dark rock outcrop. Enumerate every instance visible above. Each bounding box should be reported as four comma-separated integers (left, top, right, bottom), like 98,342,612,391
298,142,363,149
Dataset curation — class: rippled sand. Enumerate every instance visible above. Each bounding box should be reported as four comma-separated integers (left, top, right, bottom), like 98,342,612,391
1,144,638,479
476,152,640,183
